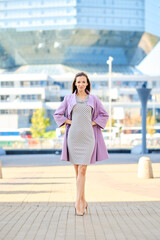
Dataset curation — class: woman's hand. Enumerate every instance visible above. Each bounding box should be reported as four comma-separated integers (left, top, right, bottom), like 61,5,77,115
92,121,97,126
65,119,72,125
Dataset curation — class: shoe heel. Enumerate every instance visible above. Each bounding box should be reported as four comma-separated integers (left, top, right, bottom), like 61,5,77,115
86,206,88,214
85,203,88,214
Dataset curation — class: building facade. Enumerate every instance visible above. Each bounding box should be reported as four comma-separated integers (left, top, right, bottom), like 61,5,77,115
0,65,160,129
0,0,160,130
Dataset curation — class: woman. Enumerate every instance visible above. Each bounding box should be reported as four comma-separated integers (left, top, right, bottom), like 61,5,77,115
54,72,109,216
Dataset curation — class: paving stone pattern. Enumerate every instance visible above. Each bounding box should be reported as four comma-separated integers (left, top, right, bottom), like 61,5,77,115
0,202,160,240
0,157,160,240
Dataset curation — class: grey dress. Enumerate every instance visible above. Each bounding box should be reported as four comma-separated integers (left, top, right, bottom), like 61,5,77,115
67,94,95,165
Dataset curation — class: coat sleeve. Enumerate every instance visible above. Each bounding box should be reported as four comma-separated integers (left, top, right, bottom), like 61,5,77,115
93,96,109,129
53,96,68,127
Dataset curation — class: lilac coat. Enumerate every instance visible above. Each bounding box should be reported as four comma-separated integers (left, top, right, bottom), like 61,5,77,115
53,90,109,164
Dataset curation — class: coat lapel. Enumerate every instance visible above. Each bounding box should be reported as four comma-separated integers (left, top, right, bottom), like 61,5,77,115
86,92,94,110
68,91,77,117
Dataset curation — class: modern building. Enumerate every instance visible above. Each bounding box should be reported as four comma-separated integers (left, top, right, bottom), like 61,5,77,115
0,0,160,130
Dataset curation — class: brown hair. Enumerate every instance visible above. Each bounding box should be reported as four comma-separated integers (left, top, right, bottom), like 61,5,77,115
72,72,91,93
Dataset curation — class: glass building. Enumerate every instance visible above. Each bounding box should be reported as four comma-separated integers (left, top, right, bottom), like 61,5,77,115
0,0,159,68
0,0,160,129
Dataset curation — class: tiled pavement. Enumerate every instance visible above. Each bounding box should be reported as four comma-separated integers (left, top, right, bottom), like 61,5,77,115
1,202,160,240
0,155,160,240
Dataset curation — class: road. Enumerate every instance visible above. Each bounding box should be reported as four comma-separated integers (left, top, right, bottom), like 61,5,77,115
1,153,160,167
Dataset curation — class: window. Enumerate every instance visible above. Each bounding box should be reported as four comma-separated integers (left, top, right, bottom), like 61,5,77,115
152,81,156,87
0,81,14,87
37,95,41,100
10,110,17,114
0,95,9,101
4,110,9,114
32,95,36,100
21,81,30,87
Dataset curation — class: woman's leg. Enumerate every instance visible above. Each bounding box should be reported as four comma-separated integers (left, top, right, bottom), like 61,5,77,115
75,165,87,213
74,164,78,180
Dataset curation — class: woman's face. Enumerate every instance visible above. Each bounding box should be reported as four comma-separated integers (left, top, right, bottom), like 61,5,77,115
75,75,88,92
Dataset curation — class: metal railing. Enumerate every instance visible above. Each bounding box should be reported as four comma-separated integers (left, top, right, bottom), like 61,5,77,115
1,137,160,150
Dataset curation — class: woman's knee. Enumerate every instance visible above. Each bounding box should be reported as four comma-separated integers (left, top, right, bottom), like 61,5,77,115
74,164,78,172
78,165,87,176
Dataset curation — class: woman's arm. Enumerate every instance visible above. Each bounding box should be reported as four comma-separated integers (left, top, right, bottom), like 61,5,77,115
93,96,109,129
53,96,69,127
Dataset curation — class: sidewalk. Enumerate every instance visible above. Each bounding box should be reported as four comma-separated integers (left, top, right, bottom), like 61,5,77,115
0,154,160,240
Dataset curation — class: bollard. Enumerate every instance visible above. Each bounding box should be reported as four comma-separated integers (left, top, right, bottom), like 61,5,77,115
0,161,2,179
138,156,153,179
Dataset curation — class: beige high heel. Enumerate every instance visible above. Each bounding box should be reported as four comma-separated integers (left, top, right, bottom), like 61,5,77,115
85,202,88,214
74,205,84,216
82,201,88,214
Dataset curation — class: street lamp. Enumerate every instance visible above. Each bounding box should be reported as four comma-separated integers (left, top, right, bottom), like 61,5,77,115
152,94,155,117
106,56,114,142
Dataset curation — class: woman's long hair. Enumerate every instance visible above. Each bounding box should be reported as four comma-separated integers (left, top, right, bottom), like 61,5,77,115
72,72,91,93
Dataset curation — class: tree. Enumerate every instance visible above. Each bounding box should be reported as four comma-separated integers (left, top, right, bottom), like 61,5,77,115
31,108,51,138
123,112,141,127
106,118,116,128
147,111,156,136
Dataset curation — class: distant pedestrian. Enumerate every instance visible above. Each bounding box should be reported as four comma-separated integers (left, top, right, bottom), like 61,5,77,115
54,72,109,216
